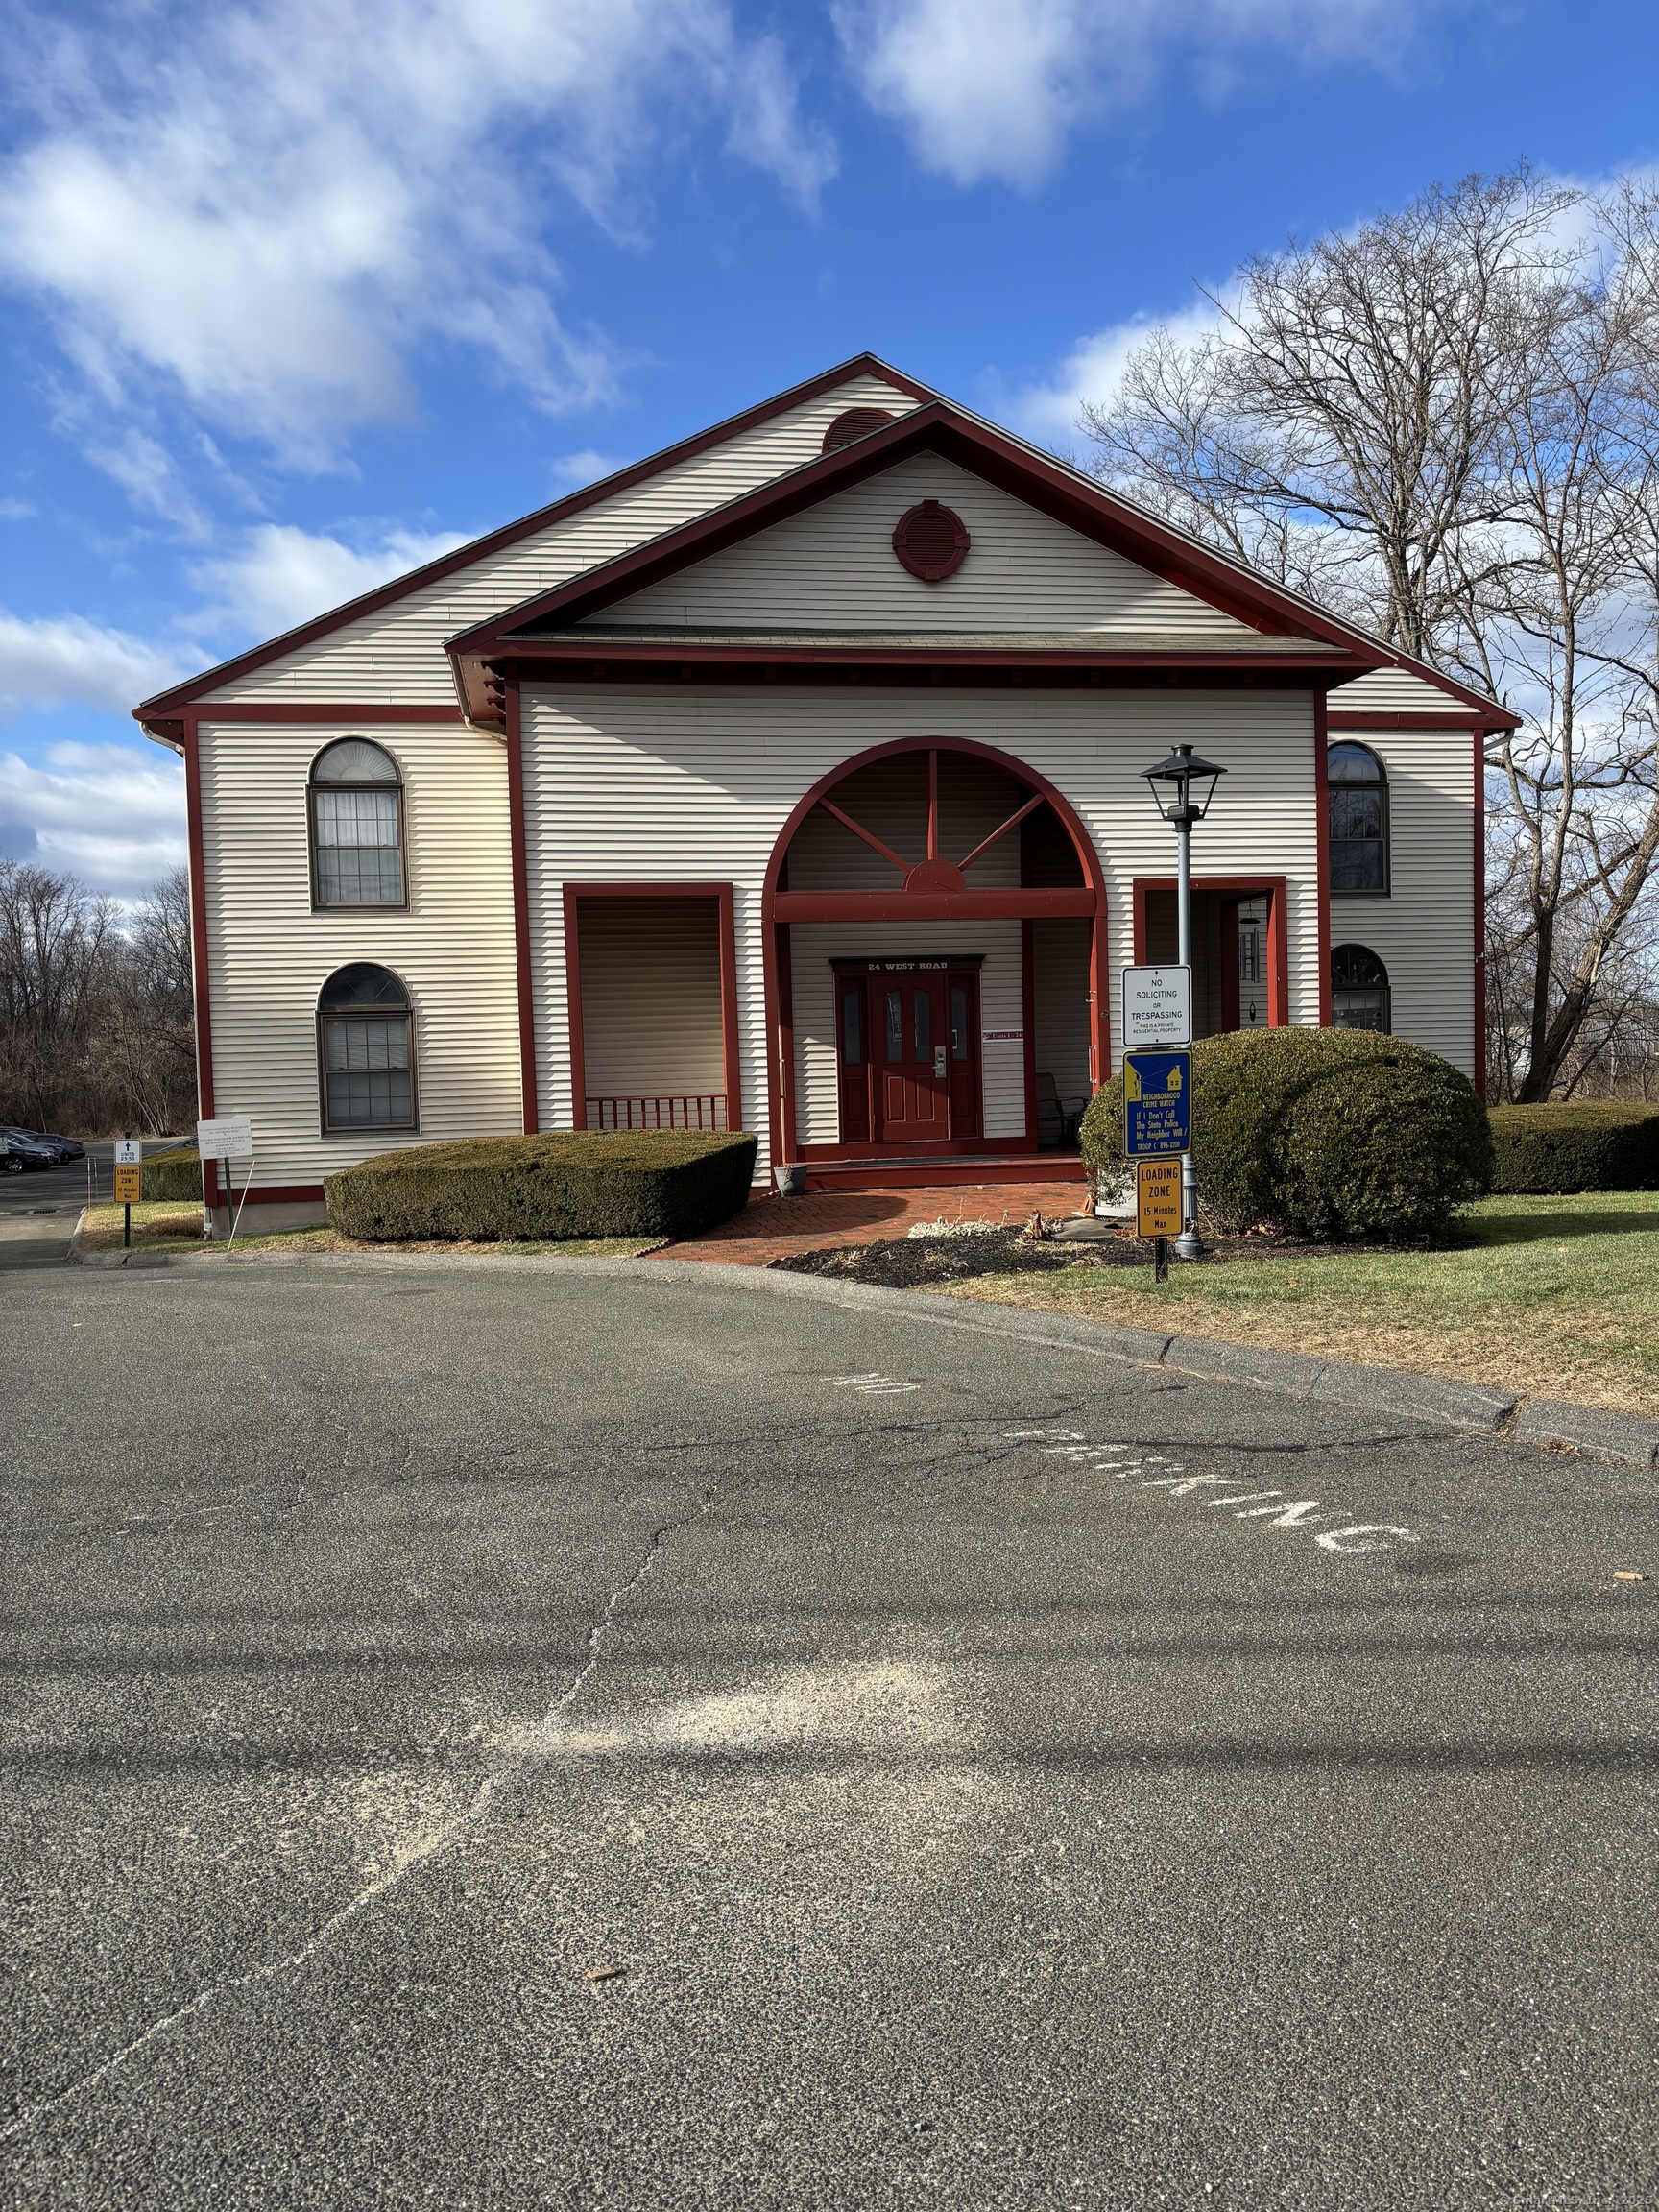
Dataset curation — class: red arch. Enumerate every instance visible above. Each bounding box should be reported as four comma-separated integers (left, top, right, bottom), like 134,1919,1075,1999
760,736,1109,1168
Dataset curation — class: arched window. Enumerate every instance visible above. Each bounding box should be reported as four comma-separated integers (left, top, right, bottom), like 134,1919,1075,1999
318,964,416,1131
1332,945,1390,1032
1328,741,1388,895
310,738,405,907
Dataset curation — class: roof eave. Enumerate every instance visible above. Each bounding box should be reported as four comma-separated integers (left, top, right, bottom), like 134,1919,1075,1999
131,351,935,717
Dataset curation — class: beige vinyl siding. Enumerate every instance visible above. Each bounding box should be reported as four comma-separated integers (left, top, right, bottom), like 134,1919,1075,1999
601,454,1255,637
1031,918,1094,1107
519,685,1322,1166
199,376,918,705
197,721,520,1185
1328,727,1478,1076
574,898,726,1107
1329,666,1478,719
789,921,1026,1144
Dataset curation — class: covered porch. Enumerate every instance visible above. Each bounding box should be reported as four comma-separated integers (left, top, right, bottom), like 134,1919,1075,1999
766,739,1104,1190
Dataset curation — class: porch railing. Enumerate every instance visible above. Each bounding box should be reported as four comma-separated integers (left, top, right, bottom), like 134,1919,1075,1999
586,1094,729,1132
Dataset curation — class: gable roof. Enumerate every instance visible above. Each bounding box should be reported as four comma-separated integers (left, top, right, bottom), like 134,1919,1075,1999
135,350,1518,733
447,400,1518,729
133,353,931,721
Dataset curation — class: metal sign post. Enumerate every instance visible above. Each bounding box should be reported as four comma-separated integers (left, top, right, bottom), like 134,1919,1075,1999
112,1138,142,1249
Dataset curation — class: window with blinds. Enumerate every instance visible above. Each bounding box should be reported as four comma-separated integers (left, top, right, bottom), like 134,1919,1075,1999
310,738,405,908
317,964,417,1131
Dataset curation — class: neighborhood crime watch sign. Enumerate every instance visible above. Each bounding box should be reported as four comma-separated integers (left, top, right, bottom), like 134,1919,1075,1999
1123,1049,1191,1156
1137,1158,1182,1238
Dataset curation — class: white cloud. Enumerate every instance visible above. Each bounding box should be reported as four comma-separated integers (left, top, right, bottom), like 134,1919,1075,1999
0,613,193,719
189,524,472,640
836,0,1434,189
549,450,632,492
0,499,36,520
0,0,837,469
1000,300,1226,444
0,740,186,902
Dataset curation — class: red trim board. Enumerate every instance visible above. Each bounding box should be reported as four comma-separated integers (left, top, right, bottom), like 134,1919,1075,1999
504,678,541,1132
1313,692,1333,1026
1132,875,1293,1031
188,704,469,724
561,884,742,1134
180,715,218,1204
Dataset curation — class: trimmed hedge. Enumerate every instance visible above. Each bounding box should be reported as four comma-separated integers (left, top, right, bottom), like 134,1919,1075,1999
1488,1102,1659,1193
324,1129,758,1242
139,1146,203,1201
1081,1027,1493,1244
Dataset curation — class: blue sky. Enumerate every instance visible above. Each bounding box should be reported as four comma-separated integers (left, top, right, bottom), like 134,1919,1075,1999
1,0,1653,902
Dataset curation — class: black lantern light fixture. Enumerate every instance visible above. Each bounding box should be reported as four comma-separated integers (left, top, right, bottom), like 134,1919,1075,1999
1140,741,1226,1261
1142,744,1226,829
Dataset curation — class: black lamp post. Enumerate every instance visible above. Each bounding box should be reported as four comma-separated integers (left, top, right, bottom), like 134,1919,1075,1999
1142,745,1226,1257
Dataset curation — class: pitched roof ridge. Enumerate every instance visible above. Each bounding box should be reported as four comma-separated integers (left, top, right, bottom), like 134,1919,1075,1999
134,353,936,718
449,398,1389,668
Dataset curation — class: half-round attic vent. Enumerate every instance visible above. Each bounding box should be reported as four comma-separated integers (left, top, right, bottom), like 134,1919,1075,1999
892,499,971,583
821,407,895,453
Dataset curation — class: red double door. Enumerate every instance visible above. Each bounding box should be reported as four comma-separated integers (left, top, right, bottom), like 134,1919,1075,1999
837,969,979,1146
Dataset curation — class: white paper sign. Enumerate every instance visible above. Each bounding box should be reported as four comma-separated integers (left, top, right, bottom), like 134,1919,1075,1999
113,1139,143,1166
1121,965,1191,1048
197,1116,253,1160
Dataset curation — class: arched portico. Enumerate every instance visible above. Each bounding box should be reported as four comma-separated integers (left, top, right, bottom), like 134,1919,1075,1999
761,737,1108,1171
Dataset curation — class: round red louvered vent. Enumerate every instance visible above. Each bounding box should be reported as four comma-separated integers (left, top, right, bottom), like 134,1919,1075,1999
892,499,971,583
821,407,895,453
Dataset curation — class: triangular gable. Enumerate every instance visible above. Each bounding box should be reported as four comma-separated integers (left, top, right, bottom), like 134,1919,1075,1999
451,399,1518,730
134,355,931,721
589,451,1257,638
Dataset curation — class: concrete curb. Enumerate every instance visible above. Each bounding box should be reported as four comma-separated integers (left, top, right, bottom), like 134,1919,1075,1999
53,1235,1659,1469
1509,1397,1659,1468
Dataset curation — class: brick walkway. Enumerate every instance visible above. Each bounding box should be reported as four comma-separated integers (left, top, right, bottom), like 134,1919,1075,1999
658,1181,1094,1267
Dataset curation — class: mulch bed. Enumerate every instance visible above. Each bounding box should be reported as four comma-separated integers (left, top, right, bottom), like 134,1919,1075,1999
770,1223,1146,1287
768,1217,1429,1287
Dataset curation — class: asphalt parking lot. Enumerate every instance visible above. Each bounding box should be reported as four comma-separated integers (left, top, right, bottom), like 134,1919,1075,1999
2,1256,1654,2208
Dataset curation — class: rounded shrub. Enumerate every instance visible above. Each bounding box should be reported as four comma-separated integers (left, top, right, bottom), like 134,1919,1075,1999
1488,1102,1659,1193
1080,1027,1493,1243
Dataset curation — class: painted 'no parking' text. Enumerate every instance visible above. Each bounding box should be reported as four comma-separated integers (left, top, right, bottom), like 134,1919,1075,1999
1003,1431,1420,1557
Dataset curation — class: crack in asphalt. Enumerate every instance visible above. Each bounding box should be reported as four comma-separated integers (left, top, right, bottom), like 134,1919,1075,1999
0,1482,716,2147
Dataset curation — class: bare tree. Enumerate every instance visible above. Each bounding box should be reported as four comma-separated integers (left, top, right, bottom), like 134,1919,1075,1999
1080,168,1659,1100
0,860,197,1134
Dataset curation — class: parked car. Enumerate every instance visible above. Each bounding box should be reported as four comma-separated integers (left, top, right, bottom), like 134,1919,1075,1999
3,1127,80,1163
0,1132,57,1170
26,1128,84,1160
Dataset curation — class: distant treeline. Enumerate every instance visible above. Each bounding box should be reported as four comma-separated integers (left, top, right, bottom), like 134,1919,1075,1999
0,860,195,1138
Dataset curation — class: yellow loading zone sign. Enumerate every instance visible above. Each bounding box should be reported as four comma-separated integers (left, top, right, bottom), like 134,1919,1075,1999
1137,1157,1183,1238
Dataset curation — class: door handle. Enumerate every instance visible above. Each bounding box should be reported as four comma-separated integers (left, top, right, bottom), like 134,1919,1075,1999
932,1046,948,1077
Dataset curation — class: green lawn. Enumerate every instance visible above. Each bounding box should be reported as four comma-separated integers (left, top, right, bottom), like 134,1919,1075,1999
946,1190,1659,1418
